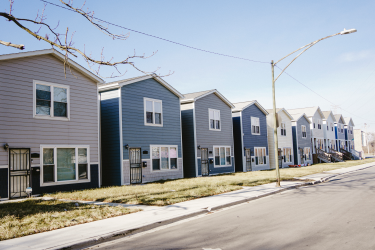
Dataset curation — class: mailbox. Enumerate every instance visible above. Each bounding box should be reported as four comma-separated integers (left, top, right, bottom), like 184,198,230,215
209,159,214,164
142,161,147,167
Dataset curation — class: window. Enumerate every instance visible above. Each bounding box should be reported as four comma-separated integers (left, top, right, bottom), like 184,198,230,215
213,146,231,166
331,123,333,131
313,122,316,128
254,147,267,165
301,125,307,138
34,81,70,120
283,148,292,163
209,109,221,131
144,98,163,126
251,117,260,135
41,146,89,185
327,125,329,131
317,120,322,129
151,146,177,170
304,147,311,160
280,123,286,136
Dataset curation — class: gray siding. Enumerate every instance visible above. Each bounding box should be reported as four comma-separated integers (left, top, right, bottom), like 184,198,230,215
292,117,312,165
100,89,121,186
181,106,196,178
121,79,182,160
195,93,234,174
0,54,99,167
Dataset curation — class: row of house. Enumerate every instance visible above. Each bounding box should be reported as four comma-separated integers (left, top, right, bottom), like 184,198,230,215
0,49,360,200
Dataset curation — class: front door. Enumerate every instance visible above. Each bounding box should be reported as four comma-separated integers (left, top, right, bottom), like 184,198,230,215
129,148,142,184
9,148,30,199
299,148,304,165
201,148,209,176
245,149,252,171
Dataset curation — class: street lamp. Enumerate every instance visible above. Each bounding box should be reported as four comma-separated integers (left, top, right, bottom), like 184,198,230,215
271,28,357,187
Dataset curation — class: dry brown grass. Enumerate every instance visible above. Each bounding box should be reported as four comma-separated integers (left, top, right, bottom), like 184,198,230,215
45,159,375,206
0,199,138,241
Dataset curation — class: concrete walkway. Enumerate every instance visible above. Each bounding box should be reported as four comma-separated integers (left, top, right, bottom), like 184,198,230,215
0,162,374,250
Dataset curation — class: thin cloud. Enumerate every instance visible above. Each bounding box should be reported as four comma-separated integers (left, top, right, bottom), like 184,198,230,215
339,50,373,62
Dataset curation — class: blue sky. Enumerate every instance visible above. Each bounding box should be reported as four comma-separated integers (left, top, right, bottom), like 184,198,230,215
2,0,375,131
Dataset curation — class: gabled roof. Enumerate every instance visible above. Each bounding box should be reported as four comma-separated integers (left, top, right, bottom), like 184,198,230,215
181,89,234,108
333,114,345,124
266,108,293,120
99,74,184,98
0,49,104,83
344,117,355,127
287,106,325,120
232,100,269,115
321,111,337,122
288,112,312,124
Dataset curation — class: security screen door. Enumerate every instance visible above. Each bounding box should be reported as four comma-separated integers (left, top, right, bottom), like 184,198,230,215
201,148,209,176
130,148,142,184
245,149,252,171
9,148,30,198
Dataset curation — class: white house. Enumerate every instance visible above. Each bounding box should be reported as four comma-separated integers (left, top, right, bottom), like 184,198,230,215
322,111,337,151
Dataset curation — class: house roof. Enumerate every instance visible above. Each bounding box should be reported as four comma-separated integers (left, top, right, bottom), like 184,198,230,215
0,49,104,83
344,117,355,127
288,113,312,124
333,114,345,124
232,100,269,115
287,106,324,119
266,108,293,120
181,89,234,108
99,74,184,98
321,111,337,122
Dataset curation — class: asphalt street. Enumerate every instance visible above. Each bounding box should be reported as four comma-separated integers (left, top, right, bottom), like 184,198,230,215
90,167,375,250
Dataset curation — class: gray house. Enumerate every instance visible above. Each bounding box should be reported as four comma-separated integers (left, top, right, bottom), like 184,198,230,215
289,113,313,166
0,49,103,200
99,75,184,185
181,89,235,177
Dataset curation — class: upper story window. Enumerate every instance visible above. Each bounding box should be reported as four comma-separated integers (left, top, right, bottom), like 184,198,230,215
34,81,70,120
144,98,163,126
331,123,333,131
251,117,260,135
280,122,286,136
209,109,221,131
317,119,322,129
301,125,307,138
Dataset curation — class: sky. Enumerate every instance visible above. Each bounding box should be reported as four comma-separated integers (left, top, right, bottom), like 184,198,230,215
1,0,375,132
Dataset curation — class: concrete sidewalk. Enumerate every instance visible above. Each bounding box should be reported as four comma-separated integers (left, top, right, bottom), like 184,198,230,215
1,162,374,250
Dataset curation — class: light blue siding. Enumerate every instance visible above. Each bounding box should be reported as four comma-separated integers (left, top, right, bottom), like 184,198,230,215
100,89,121,186
292,117,312,164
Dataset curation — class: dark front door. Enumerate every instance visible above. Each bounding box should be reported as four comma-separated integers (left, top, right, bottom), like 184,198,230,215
129,148,142,184
9,148,30,198
245,149,252,171
201,148,209,176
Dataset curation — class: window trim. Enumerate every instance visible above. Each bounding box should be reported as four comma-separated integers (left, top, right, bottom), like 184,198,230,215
208,108,221,131
280,122,286,136
251,116,260,135
304,147,311,161
301,125,307,138
283,147,293,163
40,145,90,186
150,145,178,172
254,147,267,165
213,146,232,167
144,97,163,127
33,80,70,121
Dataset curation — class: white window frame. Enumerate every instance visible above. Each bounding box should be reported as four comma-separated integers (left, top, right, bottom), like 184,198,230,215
213,146,232,167
150,145,178,171
280,122,286,136
283,147,292,163
301,125,307,138
208,108,221,131
254,147,267,165
304,147,311,160
33,80,70,121
317,119,322,129
40,145,90,186
144,97,163,127
251,117,260,135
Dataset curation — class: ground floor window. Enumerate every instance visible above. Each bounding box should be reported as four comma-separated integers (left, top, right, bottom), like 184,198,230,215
283,148,292,163
151,145,178,170
254,147,267,165
214,146,231,166
304,147,311,160
41,146,89,184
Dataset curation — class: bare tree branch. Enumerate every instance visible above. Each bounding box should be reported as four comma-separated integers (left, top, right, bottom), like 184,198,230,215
0,39,24,49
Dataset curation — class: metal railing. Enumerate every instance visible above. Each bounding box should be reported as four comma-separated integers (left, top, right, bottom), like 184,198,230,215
340,148,352,160
316,148,331,163
329,148,344,162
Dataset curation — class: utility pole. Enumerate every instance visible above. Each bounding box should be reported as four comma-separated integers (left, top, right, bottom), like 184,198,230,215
271,60,281,187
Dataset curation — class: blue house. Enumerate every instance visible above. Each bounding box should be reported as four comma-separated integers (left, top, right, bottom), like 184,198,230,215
99,74,184,185
232,100,270,171
289,112,313,166
180,89,235,177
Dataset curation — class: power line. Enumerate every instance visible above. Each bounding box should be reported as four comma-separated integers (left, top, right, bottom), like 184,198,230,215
39,0,269,64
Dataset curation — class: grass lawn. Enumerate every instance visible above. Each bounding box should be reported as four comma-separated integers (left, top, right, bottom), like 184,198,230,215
0,199,139,241
45,159,375,206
